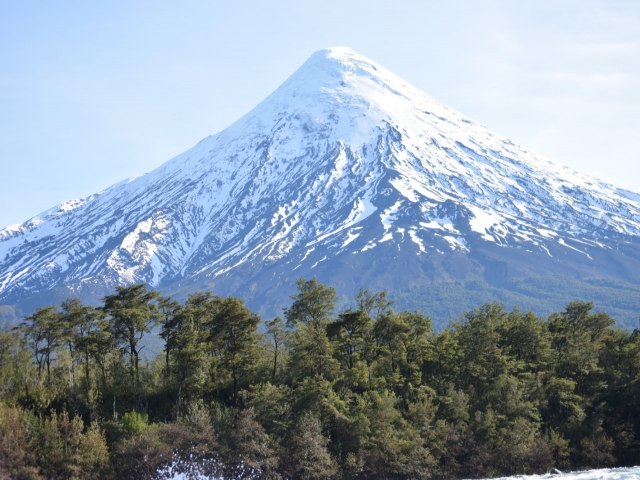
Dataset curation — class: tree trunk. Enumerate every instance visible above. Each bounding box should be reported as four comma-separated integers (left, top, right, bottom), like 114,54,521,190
134,350,140,386
272,343,278,383
84,350,91,399
68,342,75,388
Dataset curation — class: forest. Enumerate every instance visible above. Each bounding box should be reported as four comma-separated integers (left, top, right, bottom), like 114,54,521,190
1,279,639,479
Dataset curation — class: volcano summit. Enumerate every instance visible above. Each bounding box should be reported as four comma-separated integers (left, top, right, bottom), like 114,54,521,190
2,47,640,326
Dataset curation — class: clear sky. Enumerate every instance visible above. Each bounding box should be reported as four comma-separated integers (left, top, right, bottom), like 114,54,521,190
1,0,639,228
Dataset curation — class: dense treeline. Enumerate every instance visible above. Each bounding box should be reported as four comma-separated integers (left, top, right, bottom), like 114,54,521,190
1,280,639,479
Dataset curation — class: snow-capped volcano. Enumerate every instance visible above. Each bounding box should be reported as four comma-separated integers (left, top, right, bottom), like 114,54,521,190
2,47,640,325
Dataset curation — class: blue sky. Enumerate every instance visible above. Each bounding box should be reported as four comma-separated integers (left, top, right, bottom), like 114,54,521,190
1,0,639,227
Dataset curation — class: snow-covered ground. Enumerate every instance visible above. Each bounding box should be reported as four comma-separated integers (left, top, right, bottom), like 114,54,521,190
158,465,640,480
474,466,640,480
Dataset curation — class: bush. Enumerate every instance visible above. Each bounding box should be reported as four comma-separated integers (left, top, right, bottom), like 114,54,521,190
113,422,220,480
33,410,110,480
0,403,42,479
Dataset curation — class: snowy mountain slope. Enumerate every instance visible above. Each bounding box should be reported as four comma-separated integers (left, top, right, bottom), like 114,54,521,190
1,47,640,324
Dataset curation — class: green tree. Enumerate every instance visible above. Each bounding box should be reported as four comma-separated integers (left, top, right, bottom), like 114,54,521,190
222,409,281,479
453,303,512,404
285,279,339,383
245,382,292,439
207,297,261,403
60,299,111,401
103,284,162,388
0,330,37,404
265,317,288,384
283,413,337,480
328,310,372,370
360,390,436,479
328,309,375,392
373,310,433,396
288,322,339,382
549,301,614,387
284,278,336,328
35,410,110,479
158,296,182,377
355,288,392,320
0,403,41,479
21,306,62,384
164,293,217,407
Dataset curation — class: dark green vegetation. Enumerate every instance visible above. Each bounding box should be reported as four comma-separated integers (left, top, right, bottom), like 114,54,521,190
395,275,640,331
1,280,639,479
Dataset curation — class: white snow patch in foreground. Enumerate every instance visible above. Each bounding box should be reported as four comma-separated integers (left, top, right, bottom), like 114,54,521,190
470,466,640,480
160,464,640,480
155,456,223,479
